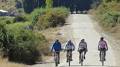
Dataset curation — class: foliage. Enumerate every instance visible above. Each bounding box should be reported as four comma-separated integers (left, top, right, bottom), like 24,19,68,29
0,17,14,24
93,0,120,27
13,16,27,23
21,0,45,13
30,8,47,25
33,7,69,30
0,22,49,64
46,0,53,8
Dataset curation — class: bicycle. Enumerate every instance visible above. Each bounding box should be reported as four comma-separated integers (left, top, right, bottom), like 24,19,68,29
79,51,84,66
54,51,59,67
67,50,72,66
100,50,105,66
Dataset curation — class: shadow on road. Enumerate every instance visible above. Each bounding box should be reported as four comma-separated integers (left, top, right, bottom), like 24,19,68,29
35,61,54,64
59,64,120,67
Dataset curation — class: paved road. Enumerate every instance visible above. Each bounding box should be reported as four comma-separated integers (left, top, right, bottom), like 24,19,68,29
30,14,117,67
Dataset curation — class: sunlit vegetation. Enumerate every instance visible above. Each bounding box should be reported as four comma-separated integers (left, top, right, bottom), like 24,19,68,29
92,0,120,27
0,0,69,65
32,7,69,30
92,0,120,38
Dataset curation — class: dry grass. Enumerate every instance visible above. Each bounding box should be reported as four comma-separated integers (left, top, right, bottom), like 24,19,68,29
40,27,67,44
0,0,16,10
109,25,120,39
0,57,26,67
37,27,67,61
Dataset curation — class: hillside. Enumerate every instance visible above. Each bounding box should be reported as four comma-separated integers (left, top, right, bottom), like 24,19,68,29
92,0,120,39
0,0,16,10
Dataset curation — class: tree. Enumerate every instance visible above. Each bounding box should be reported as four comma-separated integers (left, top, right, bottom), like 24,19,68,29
21,0,45,13
0,23,10,57
46,0,53,8
22,0,35,13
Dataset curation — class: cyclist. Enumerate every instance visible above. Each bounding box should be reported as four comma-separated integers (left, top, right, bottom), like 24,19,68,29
65,40,75,62
51,39,62,64
98,37,108,61
78,39,88,62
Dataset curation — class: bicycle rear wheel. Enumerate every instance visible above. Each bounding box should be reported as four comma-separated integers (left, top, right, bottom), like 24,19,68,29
68,51,71,66
81,52,84,66
69,58,70,66
102,61,104,66
81,57,83,66
54,53,59,67
55,61,58,67
101,51,105,66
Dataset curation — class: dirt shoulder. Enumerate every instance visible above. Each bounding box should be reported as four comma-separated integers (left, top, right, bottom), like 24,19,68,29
0,57,26,67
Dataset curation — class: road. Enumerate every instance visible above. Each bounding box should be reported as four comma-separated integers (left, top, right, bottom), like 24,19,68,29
30,14,117,67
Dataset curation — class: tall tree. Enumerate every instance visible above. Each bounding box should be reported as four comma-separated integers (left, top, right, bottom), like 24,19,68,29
22,0,35,13
46,0,53,8
21,0,45,13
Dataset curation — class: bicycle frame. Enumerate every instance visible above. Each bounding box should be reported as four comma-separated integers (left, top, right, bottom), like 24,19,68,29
67,50,72,66
79,51,84,66
100,50,105,66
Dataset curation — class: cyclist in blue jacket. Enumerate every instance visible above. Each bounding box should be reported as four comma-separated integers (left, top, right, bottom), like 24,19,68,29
51,39,62,63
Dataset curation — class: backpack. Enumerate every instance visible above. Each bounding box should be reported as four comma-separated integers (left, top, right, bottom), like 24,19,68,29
99,41,106,48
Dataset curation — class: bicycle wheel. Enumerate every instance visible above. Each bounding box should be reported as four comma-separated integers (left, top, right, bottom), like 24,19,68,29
54,53,58,67
55,61,58,67
69,58,70,66
101,51,104,66
102,61,104,66
68,52,71,66
81,53,84,66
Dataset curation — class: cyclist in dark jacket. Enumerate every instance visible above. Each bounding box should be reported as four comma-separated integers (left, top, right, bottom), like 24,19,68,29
78,39,88,60
51,39,62,63
65,40,75,62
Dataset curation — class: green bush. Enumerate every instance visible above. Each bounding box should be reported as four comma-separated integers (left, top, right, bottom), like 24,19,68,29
31,8,47,25
93,1,120,27
0,22,9,57
5,23,48,64
33,7,69,30
13,16,27,23
0,22,49,64
0,17,14,24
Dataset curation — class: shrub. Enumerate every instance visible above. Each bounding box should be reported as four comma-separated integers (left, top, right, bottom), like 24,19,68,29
0,17,14,24
34,7,69,30
93,1,120,27
31,8,47,25
13,16,27,23
5,23,48,64
0,22,49,64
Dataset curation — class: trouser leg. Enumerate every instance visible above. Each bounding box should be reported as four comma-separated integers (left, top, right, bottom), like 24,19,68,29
84,50,87,58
